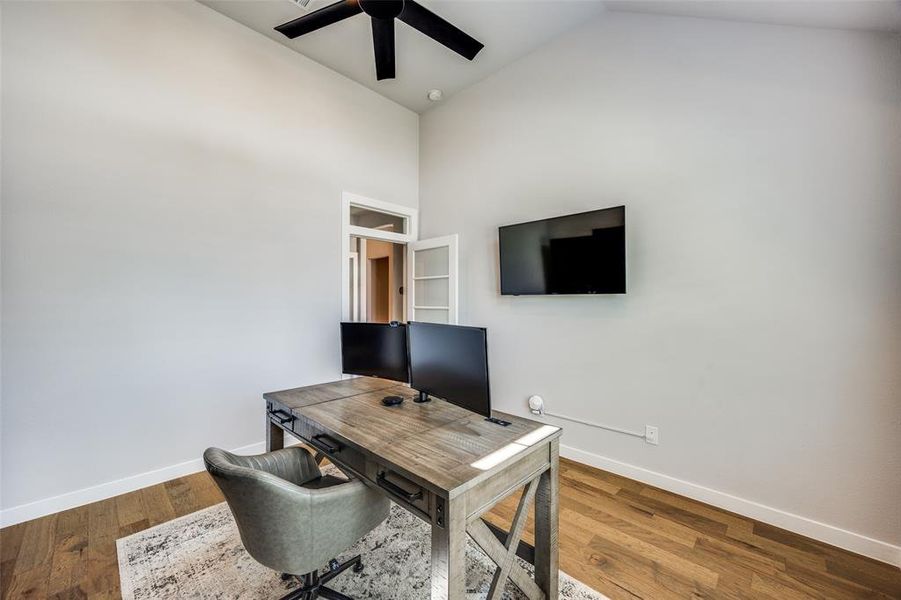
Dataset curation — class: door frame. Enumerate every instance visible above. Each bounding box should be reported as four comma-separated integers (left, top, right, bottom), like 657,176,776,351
341,191,419,322
348,251,360,321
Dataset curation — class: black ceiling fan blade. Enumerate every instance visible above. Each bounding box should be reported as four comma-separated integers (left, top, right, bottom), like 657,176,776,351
398,0,483,60
275,0,363,39
371,18,396,80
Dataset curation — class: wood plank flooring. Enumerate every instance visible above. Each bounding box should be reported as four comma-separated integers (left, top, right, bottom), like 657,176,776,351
2,458,898,599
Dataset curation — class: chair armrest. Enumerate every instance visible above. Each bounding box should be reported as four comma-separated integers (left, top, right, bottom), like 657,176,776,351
308,479,391,558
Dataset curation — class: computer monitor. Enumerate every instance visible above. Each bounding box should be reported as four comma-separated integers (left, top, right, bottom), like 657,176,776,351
340,322,409,383
407,321,491,418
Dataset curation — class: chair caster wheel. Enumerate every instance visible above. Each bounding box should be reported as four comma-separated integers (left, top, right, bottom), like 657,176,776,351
353,561,364,573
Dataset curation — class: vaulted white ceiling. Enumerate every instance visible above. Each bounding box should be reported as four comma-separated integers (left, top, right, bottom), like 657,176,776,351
201,0,901,113
201,0,606,113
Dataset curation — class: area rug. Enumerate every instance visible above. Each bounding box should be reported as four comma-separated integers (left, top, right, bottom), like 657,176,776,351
117,500,608,600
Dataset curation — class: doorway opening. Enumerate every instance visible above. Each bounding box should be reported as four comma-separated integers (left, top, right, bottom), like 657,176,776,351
348,236,406,323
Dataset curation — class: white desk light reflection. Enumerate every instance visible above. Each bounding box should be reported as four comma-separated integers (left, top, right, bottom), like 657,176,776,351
470,425,560,471
514,425,559,447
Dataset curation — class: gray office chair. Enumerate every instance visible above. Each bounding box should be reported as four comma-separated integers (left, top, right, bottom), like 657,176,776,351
204,446,390,600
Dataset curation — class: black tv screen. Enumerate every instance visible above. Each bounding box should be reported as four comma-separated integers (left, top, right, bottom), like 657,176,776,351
340,322,409,383
498,206,626,295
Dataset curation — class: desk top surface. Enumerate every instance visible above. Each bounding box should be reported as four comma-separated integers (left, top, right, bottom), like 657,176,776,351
265,377,561,495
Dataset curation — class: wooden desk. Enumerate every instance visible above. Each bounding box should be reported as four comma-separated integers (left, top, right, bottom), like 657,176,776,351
264,377,561,600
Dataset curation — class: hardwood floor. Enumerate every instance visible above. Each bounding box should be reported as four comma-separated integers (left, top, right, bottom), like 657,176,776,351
1,457,898,599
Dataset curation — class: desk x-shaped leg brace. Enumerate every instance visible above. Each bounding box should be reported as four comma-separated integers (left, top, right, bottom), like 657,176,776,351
466,477,545,600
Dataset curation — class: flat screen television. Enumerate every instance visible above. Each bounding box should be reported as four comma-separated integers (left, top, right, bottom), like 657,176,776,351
340,322,409,382
498,205,626,295
407,321,491,418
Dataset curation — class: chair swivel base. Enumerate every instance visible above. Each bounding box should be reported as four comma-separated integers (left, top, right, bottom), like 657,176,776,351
281,555,364,600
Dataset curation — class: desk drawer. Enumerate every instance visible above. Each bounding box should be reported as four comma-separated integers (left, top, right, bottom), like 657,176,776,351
267,401,296,430
375,468,430,514
303,425,367,476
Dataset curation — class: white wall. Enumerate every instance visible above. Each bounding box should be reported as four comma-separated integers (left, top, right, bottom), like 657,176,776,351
1,1,418,519
419,13,901,560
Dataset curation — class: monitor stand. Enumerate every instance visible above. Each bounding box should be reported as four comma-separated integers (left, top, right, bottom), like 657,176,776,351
413,391,508,426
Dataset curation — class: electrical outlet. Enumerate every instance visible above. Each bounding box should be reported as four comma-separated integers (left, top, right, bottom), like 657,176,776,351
645,425,659,445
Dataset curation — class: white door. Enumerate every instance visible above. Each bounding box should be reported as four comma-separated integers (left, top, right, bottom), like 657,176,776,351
408,235,458,324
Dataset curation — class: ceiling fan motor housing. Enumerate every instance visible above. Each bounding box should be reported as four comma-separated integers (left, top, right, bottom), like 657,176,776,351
359,0,405,20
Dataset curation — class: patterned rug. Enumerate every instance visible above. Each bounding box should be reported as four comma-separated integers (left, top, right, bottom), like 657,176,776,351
117,499,608,600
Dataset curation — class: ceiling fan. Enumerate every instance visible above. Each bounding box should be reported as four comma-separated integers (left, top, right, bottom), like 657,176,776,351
274,0,484,81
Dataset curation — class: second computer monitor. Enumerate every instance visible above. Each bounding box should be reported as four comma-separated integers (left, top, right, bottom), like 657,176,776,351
407,321,490,417
340,322,409,383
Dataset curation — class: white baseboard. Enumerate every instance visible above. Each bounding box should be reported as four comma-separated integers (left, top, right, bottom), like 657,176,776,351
561,445,901,568
0,441,267,528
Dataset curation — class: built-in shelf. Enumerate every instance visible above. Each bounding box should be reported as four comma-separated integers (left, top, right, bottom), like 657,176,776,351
413,305,450,310
413,275,450,280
